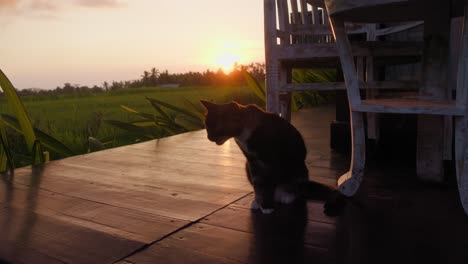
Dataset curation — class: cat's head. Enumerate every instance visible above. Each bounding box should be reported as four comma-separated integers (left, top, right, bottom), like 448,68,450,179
200,100,244,145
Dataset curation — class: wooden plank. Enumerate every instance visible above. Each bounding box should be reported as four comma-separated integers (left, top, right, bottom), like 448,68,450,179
9,170,247,222
276,41,423,60
119,242,240,264
231,194,337,224
13,160,249,200
300,0,309,25
162,223,331,264
0,243,64,264
45,157,249,189
281,24,333,35
280,80,419,91
0,181,188,244
201,205,337,249
8,131,252,222
325,0,422,23
355,99,464,116
0,206,142,264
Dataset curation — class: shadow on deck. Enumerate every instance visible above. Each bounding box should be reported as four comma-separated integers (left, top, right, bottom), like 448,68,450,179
0,105,467,264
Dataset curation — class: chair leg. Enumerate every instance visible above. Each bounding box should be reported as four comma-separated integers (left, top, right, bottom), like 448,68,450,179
455,117,468,214
329,16,366,196
338,111,366,196
279,92,292,121
266,63,280,114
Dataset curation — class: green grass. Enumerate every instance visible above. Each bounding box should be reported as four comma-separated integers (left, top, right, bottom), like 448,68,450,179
0,85,262,165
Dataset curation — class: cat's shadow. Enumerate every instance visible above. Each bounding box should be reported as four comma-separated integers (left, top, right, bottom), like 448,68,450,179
249,199,368,264
250,200,308,264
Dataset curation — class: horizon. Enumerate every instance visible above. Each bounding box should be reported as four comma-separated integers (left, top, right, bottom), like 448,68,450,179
1,0,265,90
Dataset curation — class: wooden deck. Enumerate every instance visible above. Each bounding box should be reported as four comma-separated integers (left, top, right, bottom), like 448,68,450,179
1,105,467,264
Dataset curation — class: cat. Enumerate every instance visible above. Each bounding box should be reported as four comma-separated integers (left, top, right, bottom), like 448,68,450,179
200,100,346,215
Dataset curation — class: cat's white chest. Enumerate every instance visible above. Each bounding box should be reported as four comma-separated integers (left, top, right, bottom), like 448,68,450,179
235,128,253,154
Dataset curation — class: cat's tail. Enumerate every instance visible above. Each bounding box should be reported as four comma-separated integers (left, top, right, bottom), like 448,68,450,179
298,180,349,216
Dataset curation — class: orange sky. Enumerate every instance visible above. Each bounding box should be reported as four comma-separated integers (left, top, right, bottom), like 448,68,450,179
0,0,264,89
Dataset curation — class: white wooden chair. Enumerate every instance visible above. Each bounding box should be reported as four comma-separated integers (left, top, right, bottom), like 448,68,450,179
264,0,423,123
264,0,340,120
324,0,468,214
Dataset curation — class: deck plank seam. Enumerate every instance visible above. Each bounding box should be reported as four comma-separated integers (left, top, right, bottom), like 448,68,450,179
198,212,333,251
113,191,254,264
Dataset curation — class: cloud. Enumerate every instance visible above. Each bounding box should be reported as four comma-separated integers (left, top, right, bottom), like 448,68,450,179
30,0,59,11
0,0,17,9
75,0,124,8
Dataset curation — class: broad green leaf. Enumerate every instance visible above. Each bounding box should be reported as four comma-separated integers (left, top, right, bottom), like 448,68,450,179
291,93,299,112
32,140,45,165
120,105,158,121
0,69,37,153
174,115,204,131
0,116,14,172
0,135,14,173
182,98,205,120
292,69,336,83
120,105,139,114
132,121,157,127
242,70,266,102
146,98,172,122
0,137,9,172
104,120,152,136
1,114,75,157
146,97,203,122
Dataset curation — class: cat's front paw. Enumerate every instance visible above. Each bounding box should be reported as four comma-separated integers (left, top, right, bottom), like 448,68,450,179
260,207,274,214
275,189,296,205
250,199,275,214
250,199,260,210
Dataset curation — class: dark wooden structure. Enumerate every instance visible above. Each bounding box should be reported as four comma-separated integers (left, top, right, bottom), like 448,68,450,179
1,106,467,264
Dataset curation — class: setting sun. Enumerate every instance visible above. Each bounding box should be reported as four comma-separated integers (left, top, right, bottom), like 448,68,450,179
207,40,248,73
216,51,240,73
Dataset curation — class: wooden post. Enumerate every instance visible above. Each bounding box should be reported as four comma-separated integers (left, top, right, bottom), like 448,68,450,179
264,0,280,113
416,0,450,182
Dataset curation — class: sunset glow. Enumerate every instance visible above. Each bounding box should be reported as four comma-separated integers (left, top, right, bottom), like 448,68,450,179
216,51,239,73
0,0,264,89
212,41,242,73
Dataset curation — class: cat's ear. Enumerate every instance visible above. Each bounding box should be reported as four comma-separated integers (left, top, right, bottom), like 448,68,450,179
200,100,215,111
229,101,241,109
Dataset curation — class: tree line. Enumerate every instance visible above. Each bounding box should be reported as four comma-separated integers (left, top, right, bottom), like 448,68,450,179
14,63,265,96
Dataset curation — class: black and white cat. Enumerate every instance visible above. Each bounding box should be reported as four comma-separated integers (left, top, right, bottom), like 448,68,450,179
200,100,345,215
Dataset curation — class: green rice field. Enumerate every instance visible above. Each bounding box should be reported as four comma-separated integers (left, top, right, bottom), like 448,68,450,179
0,85,262,166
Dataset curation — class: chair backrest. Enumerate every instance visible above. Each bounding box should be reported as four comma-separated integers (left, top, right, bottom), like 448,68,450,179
265,0,334,48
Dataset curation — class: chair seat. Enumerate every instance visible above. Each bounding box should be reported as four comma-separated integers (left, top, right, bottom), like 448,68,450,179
354,98,465,116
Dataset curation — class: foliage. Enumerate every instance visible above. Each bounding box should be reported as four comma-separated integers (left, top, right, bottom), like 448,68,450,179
292,68,337,107
1,114,74,157
0,84,259,165
243,68,337,110
104,97,205,142
242,70,266,103
0,69,74,171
